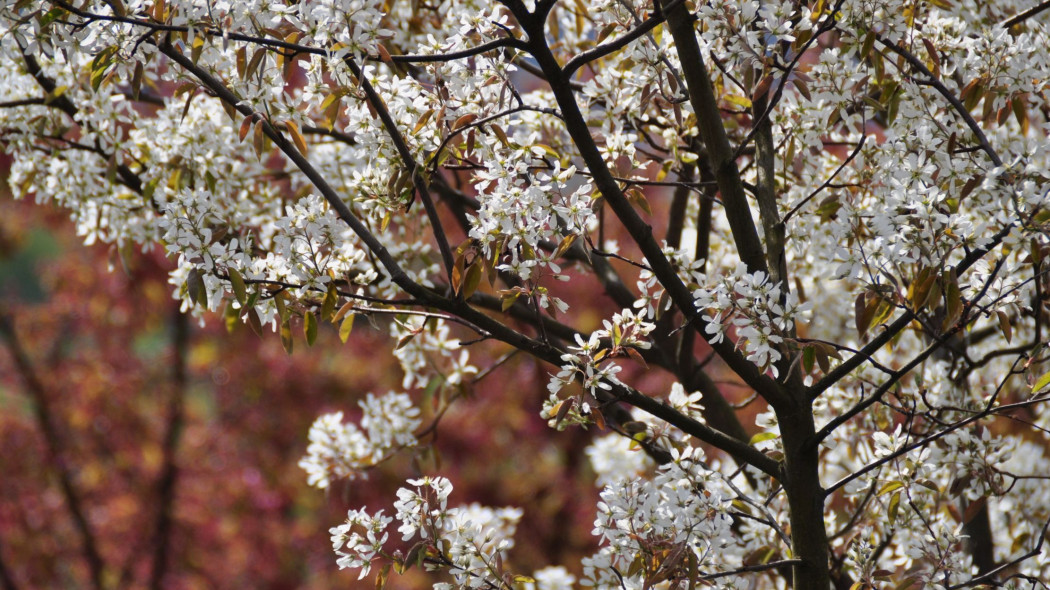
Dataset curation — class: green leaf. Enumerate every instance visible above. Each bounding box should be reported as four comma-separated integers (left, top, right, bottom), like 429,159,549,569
321,282,338,322
274,291,288,321
878,480,905,496
304,310,318,346
460,263,483,300
280,318,294,354
338,313,355,343
749,431,779,445
802,345,816,374
228,268,247,305
1032,370,1050,394
224,299,239,333
186,268,205,307
888,490,901,524
500,291,520,312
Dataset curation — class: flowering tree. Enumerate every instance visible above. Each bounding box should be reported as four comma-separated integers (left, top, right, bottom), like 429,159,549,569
3,0,1050,588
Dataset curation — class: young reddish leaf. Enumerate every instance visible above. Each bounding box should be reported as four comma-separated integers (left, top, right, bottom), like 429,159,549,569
962,497,987,524
491,123,510,147
376,43,393,64
333,300,355,323
942,281,963,331
239,115,253,142
253,118,266,158
236,45,247,79
450,113,477,133
591,407,606,430
286,120,308,154
921,37,941,77
412,109,434,134
553,399,572,426
855,292,871,337
751,74,774,102
131,61,143,100
245,47,266,80
186,268,205,306
596,22,618,44
1012,94,1030,134
246,307,264,338
554,233,577,259
957,177,982,205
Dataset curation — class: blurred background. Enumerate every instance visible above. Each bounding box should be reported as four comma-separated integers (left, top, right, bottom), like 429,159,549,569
0,188,617,589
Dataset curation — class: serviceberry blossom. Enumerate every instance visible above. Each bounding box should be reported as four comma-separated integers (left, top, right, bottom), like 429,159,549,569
693,263,810,377
299,392,421,489
6,0,1050,587
584,446,734,588
335,476,521,588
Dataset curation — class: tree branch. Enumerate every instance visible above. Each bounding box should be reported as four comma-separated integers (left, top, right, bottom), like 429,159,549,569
657,2,768,277
523,16,790,410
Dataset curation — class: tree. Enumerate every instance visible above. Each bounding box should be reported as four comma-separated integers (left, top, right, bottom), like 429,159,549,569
2,0,1050,588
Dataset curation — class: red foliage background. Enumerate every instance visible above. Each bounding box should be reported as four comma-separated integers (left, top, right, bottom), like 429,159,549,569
0,191,615,588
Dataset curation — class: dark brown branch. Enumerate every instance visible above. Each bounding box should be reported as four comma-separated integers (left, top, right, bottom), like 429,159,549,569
562,3,677,78
157,36,785,479
337,56,456,283
658,2,768,278
1001,1,1050,28
525,15,789,411
700,559,803,581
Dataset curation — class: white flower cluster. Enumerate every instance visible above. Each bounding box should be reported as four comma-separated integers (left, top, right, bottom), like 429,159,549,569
270,0,394,56
298,391,421,489
633,246,706,319
331,476,522,588
330,507,392,579
586,432,656,488
697,0,813,69
692,263,809,378
582,446,734,588
546,308,655,403
524,566,577,590
390,317,479,391
470,157,596,283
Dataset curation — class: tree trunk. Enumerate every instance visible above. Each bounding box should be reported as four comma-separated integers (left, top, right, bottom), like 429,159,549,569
780,404,832,589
